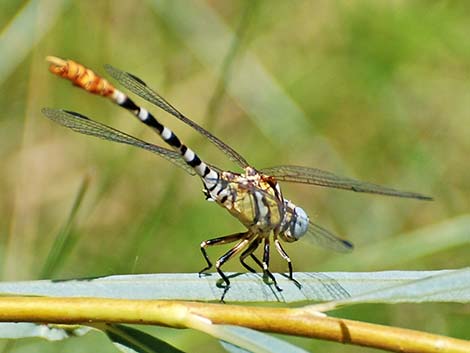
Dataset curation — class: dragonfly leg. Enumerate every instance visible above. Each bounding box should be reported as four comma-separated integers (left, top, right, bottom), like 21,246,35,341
262,237,282,292
274,238,301,288
239,237,262,273
199,232,248,276
215,237,254,302
249,253,264,271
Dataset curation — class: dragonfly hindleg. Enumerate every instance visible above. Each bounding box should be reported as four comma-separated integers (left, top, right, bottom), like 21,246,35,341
214,236,254,289
199,231,248,276
239,237,262,273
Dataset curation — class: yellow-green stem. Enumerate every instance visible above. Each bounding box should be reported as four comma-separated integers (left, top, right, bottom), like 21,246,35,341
0,297,467,353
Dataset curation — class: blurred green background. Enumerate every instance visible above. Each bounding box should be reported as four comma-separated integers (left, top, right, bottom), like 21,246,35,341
0,0,469,351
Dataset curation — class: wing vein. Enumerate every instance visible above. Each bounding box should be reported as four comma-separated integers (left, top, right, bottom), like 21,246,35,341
41,108,196,176
104,65,250,169
262,165,432,200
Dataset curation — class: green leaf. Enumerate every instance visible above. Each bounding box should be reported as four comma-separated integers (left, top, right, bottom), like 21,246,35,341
102,324,184,353
0,270,467,303
333,267,470,305
0,323,185,353
218,326,309,353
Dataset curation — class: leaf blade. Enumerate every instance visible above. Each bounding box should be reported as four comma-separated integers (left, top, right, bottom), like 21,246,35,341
101,323,184,353
0,270,467,303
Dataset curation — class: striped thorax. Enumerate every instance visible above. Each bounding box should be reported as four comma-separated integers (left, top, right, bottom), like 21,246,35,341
206,166,285,234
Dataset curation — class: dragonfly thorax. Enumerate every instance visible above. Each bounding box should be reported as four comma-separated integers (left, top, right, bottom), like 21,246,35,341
204,167,284,233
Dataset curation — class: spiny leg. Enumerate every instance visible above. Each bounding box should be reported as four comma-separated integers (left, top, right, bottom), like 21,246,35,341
261,237,282,291
215,237,253,286
249,253,264,271
215,237,254,302
239,237,262,273
274,238,301,288
199,232,248,275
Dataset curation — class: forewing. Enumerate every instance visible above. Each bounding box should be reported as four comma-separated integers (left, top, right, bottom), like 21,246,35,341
41,108,196,176
104,64,250,169
305,221,354,253
262,165,432,200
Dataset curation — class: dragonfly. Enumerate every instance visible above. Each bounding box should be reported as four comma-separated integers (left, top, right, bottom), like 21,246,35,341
43,56,432,297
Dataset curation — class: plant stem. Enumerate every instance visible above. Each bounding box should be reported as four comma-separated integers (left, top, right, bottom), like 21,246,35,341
0,297,467,353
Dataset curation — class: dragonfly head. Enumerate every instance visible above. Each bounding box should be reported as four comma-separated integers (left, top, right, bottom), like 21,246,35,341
281,203,309,242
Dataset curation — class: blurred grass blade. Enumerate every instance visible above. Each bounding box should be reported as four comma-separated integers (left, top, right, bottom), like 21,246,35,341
0,0,70,86
40,174,90,279
204,0,259,131
0,323,90,340
324,215,470,270
0,270,468,303
148,0,316,148
100,323,184,353
218,326,309,353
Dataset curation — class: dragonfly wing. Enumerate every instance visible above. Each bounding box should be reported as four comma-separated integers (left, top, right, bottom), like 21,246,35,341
261,165,432,200
41,108,196,176
104,64,250,169
305,221,354,253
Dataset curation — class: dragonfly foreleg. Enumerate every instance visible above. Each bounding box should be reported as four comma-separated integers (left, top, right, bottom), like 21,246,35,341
199,232,248,276
274,238,301,288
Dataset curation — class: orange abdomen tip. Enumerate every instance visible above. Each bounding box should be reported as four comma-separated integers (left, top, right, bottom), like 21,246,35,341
46,55,115,97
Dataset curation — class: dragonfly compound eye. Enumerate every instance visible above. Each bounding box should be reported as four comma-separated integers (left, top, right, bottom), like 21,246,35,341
291,206,309,240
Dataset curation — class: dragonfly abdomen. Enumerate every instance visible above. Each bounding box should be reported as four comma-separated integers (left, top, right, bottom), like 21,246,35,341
47,56,220,187
118,97,225,192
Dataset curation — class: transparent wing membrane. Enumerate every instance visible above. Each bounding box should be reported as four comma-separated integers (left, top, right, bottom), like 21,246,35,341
261,165,432,200
104,64,250,169
41,108,196,176
306,221,354,253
